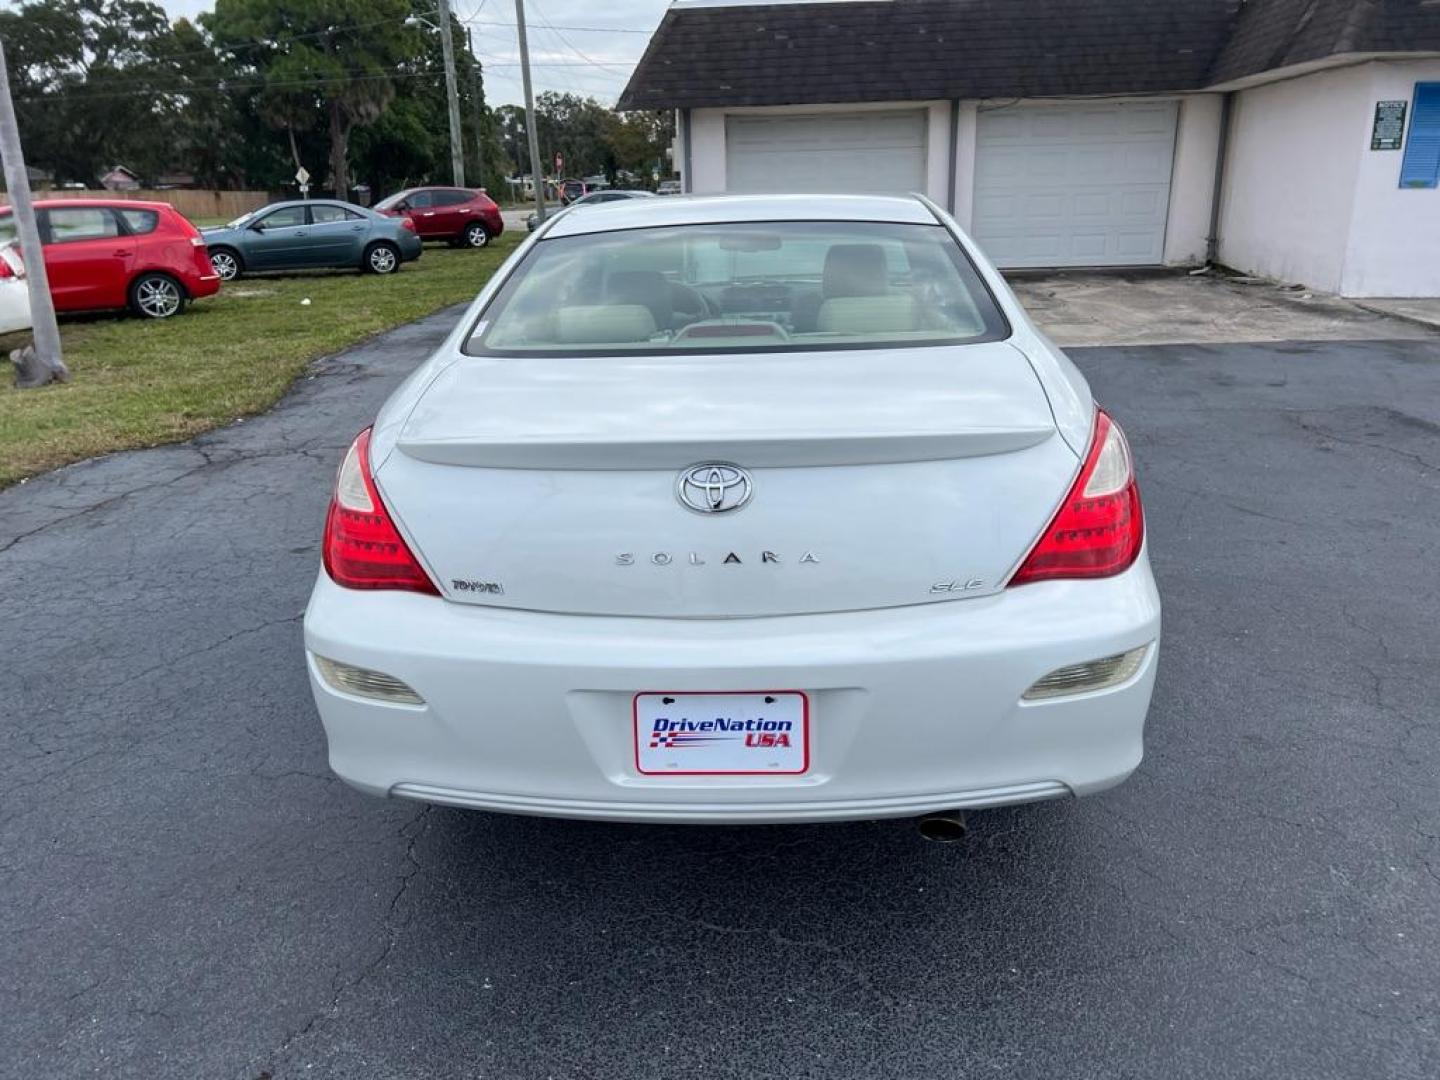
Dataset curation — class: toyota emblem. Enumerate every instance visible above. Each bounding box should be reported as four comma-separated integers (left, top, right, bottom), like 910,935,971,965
676,463,753,514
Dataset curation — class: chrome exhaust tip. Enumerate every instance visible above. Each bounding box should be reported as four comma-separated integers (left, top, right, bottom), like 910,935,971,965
917,811,968,843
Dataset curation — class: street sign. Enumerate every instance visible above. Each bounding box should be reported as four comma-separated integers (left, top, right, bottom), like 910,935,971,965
554,153,563,173
295,166,311,184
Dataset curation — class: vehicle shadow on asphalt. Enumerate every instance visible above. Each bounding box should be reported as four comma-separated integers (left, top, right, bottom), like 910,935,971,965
398,795,1103,957
310,791,1159,1073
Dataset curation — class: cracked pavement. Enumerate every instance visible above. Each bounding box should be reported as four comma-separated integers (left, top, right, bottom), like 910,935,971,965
2,312,1438,1078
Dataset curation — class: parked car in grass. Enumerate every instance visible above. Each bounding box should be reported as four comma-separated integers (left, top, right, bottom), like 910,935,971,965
526,188,657,231
0,241,30,334
0,199,220,320
201,200,422,281
656,180,682,195
373,187,504,248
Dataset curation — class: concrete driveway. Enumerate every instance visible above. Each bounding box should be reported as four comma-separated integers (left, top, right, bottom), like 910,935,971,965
1008,267,1438,346
2,312,1439,1078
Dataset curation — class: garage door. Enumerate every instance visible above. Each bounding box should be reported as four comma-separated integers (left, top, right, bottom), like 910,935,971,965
726,111,927,195
972,103,1178,268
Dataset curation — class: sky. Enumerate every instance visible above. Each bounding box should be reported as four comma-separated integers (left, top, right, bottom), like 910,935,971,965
155,0,674,107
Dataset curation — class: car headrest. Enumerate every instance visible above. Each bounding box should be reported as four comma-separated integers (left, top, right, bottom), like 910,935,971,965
816,294,920,336
553,304,658,344
605,270,671,327
822,243,889,298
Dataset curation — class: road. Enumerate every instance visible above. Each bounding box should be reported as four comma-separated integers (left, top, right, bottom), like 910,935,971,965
3,312,1438,1079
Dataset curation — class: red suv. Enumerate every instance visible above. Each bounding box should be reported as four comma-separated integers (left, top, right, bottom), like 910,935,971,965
0,199,220,319
373,187,504,248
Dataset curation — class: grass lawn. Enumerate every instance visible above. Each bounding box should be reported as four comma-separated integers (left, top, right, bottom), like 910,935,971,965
0,236,519,488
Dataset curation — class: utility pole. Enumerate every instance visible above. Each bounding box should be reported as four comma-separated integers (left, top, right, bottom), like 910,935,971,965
466,28,486,188
0,40,66,386
437,0,466,187
514,0,546,223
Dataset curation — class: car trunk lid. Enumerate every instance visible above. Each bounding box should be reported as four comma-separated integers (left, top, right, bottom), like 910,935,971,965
378,344,1080,617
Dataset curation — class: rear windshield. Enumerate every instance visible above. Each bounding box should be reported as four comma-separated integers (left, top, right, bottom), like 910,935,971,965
467,220,1009,356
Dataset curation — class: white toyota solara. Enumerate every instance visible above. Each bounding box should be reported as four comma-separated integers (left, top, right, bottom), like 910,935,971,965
303,193,1161,827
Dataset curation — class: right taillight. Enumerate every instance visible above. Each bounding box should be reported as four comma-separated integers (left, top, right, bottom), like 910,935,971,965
323,428,439,594
1009,408,1144,586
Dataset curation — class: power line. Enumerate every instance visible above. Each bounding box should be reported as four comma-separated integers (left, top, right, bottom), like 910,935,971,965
4,7,653,70
97,16,422,65
470,44,636,84
529,0,635,75
12,69,449,104
462,19,653,34
15,65,623,106
0,2,643,106
14,55,631,105
479,58,635,71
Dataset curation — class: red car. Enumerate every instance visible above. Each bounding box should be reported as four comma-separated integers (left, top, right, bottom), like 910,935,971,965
0,199,219,319
373,187,504,248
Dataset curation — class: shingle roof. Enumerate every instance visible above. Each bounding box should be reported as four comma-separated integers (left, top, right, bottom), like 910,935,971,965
618,0,1440,111
1210,0,1440,85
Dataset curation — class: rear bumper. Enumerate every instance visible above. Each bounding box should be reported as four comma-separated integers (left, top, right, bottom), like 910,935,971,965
303,559,1161,823
0,284,31,334
188,273,221,299
398,234,423,261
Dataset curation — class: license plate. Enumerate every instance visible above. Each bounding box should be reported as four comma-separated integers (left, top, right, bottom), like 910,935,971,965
633,691,810,776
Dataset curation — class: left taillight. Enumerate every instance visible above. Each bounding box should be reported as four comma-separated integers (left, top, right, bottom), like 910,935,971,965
323,428,439,594
400,217,416,232
1008,408,1144,586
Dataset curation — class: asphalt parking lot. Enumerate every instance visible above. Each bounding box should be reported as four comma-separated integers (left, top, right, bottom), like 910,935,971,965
3,311,1439,1078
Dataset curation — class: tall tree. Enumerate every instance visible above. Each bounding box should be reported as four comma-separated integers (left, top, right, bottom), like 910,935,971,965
607,110,676,182
348,4,507,201
0,0,182,185
155,17,285,189
205,0,421,198
533,92,613,178
494,104,530,176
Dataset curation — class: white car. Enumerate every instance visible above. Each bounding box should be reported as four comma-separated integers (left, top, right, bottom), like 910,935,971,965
304,194,1160,828
0,240,32,335
526,189,656,231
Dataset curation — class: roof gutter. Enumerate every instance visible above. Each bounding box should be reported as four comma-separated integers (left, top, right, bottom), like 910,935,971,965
947,99,960,214
1205,91,1234,265
680,108,693,194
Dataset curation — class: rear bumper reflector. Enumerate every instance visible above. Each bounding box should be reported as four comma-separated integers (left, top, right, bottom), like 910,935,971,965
314,655,425,705
1022,645,1149,700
